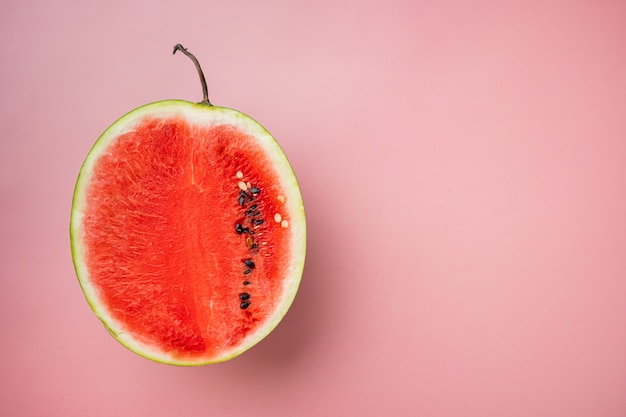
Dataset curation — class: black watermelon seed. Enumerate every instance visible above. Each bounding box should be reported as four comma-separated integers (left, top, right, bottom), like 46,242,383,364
250,187,260,195
235,223,243,234
239,293,250,300
243,281,251,285
240,301,250,309
245,210,261,217
250,243,258,249
254,219,265,225
238,196,245,206
244,259,255,269
243,269,252,275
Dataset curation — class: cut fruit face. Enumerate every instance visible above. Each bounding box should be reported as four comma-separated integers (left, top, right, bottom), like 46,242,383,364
70,100,306,365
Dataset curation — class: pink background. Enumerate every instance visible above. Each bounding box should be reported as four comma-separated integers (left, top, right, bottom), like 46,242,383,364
1,0,625,416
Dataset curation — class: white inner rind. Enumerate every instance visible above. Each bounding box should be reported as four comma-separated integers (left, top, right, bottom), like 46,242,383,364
70,100,306,365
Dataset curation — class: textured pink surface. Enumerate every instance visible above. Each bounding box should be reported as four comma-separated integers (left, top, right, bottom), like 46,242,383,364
1,1,625,416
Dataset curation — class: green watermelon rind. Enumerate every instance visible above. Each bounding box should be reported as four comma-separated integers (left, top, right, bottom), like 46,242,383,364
70,100,306,365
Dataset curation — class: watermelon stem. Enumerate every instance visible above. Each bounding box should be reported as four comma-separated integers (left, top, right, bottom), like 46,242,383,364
173,44,212,106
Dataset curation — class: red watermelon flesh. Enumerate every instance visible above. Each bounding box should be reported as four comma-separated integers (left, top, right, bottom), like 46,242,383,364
71,101,306,365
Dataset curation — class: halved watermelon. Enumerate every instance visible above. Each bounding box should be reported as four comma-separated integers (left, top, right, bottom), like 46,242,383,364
70,98,306,365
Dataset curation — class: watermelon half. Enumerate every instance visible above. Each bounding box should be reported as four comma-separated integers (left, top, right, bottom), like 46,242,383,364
70,100,306,365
